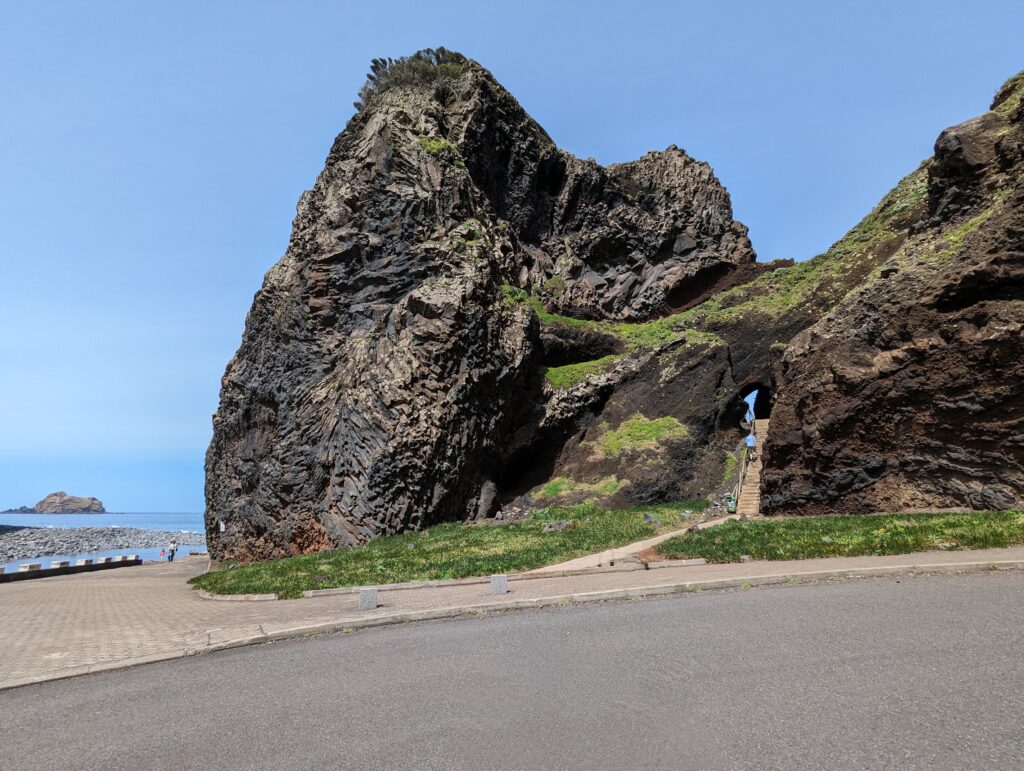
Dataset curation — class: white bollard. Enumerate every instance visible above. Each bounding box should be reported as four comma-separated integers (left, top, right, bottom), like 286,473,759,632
50,560,71,569
18,563,42,572
490,574,509,595
98,557,113,564
75,559,93,566
358,587,379,610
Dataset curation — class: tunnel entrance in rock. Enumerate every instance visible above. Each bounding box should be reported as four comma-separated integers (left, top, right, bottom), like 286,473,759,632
716,382,773,434
739,383,772,421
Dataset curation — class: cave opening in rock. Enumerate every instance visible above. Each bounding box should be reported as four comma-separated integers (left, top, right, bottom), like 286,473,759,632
739,383,772,421
496,440,562,502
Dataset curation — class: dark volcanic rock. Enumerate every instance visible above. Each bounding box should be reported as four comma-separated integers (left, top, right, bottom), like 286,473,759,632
762,73,1024,514
208,53,1024,563
33,492,105,514
205,51,760,562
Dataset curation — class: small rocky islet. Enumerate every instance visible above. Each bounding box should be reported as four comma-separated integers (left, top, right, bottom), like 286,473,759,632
1,492,205,562
3,491,106,514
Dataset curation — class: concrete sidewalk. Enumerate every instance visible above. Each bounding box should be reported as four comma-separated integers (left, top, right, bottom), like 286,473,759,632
527,513,743,573
3,547,1024,690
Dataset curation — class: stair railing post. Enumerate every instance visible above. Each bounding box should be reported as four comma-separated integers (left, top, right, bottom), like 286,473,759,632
735,444,748,502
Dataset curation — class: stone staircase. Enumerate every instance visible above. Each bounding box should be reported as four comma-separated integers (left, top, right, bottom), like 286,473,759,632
736,418,770,516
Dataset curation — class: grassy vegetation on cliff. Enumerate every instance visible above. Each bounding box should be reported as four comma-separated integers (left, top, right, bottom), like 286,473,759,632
656,511,1024,563
500,284,723,353
679,163,930,322
992,70,1024,118
502,166,928,361
499,163,933,393
928,201,1002,263
722,452,739,483
593,413,688,458
540,355,622,389
192,500,708,598
535,475,628,500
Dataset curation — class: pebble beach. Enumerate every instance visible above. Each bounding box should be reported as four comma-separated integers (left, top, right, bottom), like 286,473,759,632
0,524,206,563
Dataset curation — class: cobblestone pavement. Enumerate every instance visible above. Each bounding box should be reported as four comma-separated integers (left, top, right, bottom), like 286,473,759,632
3,547,1023,689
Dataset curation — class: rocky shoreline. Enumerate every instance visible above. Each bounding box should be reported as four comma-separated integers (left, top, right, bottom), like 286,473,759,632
0,525,206,563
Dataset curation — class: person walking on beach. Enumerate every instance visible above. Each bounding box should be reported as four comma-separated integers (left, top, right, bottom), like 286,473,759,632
167,539,178,563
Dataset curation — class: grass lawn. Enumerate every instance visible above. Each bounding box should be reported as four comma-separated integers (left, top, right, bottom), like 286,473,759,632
191,500,707,598
657,511,1024,563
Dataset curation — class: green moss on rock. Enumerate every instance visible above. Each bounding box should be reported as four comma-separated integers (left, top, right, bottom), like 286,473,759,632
594,414,689,458
535,475,628,500
993,70,1024,117
722,453,739,483
418,136,465,167
542,355,622,389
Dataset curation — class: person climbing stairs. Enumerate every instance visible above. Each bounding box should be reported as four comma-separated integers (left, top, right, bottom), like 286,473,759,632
736,418,770,516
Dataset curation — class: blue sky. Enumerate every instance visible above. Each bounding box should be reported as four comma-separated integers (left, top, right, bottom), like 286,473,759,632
1,1,1021,512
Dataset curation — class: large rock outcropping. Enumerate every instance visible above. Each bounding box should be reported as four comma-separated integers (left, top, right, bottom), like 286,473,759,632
762,74,1024,514
206,52,1024,563
33,492,105,513
205,51,764,562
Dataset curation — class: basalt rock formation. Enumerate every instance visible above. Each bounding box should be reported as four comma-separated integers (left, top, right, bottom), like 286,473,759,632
205,51,766,562
206,51,1024,563
32,492,105,513
761,73,1024,514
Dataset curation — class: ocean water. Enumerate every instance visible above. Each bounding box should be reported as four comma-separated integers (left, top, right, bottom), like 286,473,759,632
0,512,206,572
0,511,204,532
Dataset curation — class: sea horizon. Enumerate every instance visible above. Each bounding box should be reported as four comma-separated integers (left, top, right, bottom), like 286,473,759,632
0,511,207,571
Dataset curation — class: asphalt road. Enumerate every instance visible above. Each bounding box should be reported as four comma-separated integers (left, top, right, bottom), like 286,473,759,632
2,571,1022,770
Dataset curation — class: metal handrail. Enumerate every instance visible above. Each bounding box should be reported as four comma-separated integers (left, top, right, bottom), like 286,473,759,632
733,447,748,502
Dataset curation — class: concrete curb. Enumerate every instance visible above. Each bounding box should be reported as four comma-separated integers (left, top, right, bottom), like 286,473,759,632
195,589,279,601
0,558,143,583
6,556,1022,691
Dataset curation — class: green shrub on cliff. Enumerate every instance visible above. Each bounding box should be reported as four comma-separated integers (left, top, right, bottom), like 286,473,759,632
354,48,467,110
418,137,465,167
